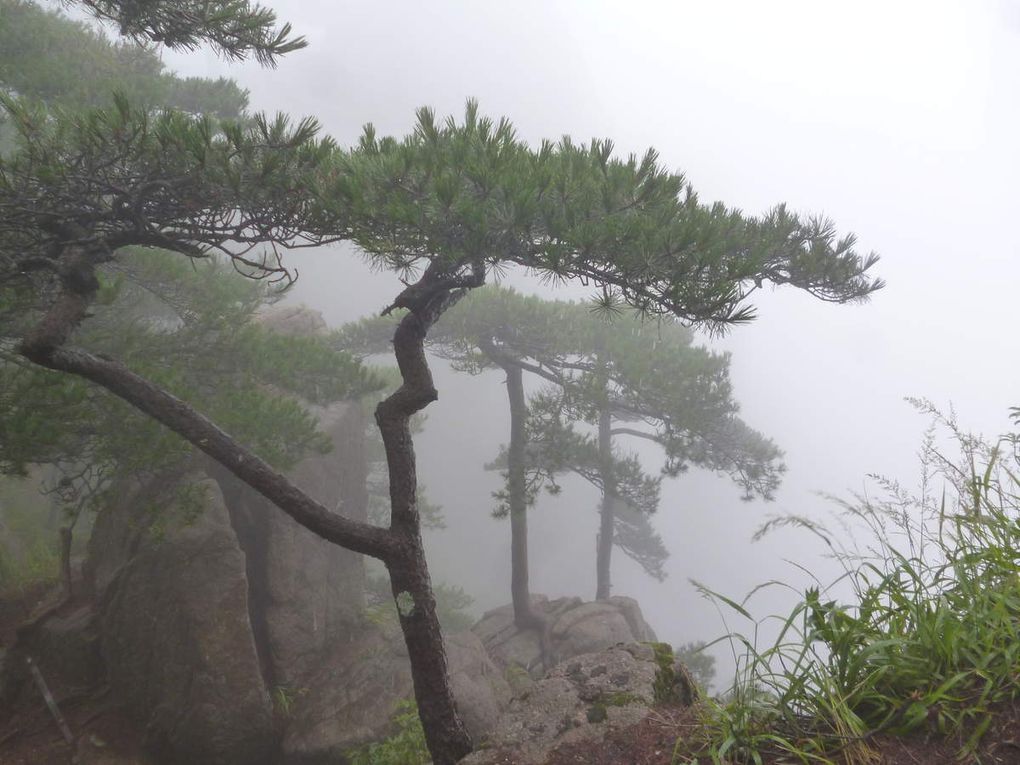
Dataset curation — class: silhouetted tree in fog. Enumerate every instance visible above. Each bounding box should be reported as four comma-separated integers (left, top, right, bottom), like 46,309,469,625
526,307,785,599
429,287,782,610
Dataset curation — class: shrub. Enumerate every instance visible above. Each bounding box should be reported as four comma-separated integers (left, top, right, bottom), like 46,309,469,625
347,699,430,765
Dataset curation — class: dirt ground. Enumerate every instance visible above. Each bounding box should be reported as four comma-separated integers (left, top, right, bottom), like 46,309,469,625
0,582,149,765
543,701,1020,765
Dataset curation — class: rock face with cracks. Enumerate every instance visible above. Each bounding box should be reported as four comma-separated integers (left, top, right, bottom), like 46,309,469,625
210,395,368,689
462,642,697,765
90,478,275,765
281,624,511,763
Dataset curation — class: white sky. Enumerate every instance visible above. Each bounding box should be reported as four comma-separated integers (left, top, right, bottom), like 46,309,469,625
162,1,1020,680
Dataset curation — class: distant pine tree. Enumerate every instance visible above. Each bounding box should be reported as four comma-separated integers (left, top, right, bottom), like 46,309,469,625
428,286,783,608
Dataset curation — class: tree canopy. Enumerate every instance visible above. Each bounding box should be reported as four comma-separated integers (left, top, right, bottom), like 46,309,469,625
0,0,379,602
1,249,380,479
69,0,306,65
0,0,249,117
335,104,882,328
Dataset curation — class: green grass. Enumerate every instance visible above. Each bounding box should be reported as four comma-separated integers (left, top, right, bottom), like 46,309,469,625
687,403,1020,765
347,699,430,765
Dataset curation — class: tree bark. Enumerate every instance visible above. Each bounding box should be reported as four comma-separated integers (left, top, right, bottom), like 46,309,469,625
504,363,540,629
596,405,615,600
376,299,472,765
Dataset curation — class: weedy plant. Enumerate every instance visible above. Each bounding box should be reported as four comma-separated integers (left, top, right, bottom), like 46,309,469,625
347,699,430,765
688,401,1020,764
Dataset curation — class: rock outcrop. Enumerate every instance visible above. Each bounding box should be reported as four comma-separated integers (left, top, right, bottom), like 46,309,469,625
211,397,369,689
473,595,658,678
281,623,511,764
463,642,697,765
90,478,275,765
216,305,370,688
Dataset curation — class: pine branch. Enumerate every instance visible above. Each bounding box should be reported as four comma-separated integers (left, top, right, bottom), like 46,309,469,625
67,0,306,66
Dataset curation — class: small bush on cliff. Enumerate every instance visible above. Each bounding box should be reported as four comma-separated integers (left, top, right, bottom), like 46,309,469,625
348,699,429,765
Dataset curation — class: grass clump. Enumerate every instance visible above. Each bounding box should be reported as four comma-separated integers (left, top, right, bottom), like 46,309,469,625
693,402,1020,764
347,699,429,765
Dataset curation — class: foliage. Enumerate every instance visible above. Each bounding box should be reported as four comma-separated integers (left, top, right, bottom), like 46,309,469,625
0,2,327,595
693,403,1020,764
347,699,430,765
0,2,379,540
495,388,671,579
3,250,380,469
0,0,248,117
1,248,381,536
651,642,683,705
0,92,344,292
337,103,881,330
271,684,308,718
427,286,784,584
68,0,306,65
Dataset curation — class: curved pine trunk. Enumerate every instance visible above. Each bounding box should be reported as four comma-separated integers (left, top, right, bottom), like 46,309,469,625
375,305,472,765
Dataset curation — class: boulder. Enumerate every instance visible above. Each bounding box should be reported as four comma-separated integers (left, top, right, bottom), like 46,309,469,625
550,602,636,658
257,305,329,337
0,601,103,714
211,398,370,689
446,630,513,739
605,596,658,642
473,595,658,679
281,623,510,764
210,306,369,688
462,642,696,765
94,479,274,765
27,603,102,691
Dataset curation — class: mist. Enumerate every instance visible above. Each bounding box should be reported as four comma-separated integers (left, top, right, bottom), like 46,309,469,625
3,2,1019,762
156,0,1020,670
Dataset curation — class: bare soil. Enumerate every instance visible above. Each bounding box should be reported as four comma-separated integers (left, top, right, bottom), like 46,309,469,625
0,582,149,765
543,700,1020,765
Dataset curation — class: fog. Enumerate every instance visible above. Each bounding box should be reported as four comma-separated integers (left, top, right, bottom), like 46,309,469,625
163,0,1020,677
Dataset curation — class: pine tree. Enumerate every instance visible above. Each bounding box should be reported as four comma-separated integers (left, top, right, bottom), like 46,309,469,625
2,10,882,751
426,286,782,613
